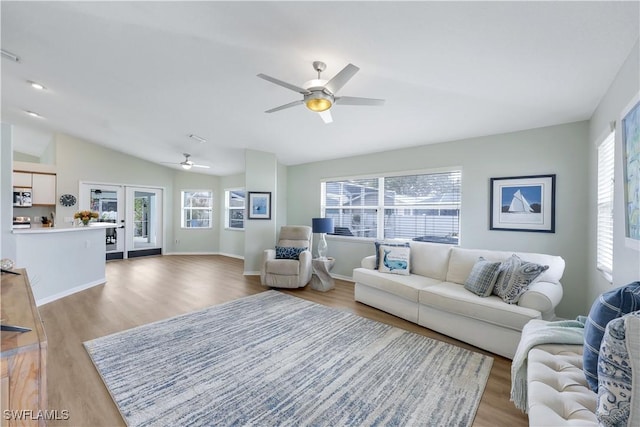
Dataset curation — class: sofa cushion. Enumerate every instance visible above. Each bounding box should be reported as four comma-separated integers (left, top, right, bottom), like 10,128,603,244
493,254,549,304
464,257,502,297
408,241,452,280
374,241,409,269
275,246,308,260
445,247,564,285
419,282,541,330
527,344,598,426
353,267,441,302
378,244,410,275
596,311,640,426
584,282,640,392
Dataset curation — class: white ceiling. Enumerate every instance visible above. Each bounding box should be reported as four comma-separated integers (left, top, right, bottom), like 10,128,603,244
2,1,639,176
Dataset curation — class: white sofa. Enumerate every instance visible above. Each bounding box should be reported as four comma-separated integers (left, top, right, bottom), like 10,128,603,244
353,241,565,359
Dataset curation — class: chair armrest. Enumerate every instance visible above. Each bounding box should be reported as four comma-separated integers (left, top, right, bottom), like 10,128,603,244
261,249,276,285
361,255,377,269
298,250,313,284
518,281,564,320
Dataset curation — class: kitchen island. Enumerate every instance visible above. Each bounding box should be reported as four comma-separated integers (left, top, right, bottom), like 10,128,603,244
12,223,117,305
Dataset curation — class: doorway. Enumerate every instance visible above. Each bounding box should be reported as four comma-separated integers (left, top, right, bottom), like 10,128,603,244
79,183,163,260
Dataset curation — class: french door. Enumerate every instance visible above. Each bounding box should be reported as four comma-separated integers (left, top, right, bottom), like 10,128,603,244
80,182,163,259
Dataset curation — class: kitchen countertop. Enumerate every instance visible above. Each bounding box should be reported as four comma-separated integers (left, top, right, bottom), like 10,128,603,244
12,222,118,234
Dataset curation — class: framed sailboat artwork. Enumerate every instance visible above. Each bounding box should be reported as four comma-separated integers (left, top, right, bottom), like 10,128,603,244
490,174,556,233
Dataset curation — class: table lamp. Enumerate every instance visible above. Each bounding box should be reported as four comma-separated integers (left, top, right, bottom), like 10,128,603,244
312,217,334,259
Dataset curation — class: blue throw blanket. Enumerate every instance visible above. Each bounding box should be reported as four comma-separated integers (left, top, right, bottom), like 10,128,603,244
510,317,586,412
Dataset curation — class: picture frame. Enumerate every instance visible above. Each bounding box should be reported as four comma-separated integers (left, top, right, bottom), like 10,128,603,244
621,93,640,250
490,174,556,233
248,191,271,220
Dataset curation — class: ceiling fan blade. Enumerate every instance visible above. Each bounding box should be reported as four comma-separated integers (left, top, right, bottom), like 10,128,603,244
192,164,210,169
265,99,304,113
324,63,359,95
318,110,333,124
335,96,385,106
257,73,310,95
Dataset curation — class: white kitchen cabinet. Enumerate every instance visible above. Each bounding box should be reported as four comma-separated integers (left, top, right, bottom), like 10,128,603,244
13,171,32,187
31,173,56,205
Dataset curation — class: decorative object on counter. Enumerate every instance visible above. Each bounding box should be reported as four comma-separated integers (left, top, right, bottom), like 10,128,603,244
41,216,53,227
1,258,15,270
74,210,99,226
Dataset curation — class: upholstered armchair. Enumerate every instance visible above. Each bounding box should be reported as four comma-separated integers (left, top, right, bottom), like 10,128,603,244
261,225,313,288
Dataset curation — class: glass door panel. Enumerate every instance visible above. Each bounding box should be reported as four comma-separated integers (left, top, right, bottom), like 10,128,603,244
126,187,162,257
79,183,125,259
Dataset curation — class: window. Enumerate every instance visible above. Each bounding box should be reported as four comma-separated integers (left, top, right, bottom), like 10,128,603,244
321,170,461,244
597,131,615,280
181,190,213,228
225,189,245,230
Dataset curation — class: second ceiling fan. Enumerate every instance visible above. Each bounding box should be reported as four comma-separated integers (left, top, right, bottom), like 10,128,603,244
257,61,385,123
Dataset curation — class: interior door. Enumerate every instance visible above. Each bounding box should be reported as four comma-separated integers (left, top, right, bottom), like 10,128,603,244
125,186,163,258
79,183,125,260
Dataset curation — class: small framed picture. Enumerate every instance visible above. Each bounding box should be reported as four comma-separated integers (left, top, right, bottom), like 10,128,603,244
490,174,556,233
248,191,271,220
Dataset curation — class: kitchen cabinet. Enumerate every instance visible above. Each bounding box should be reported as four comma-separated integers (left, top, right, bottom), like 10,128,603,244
31,173,56,205
12,172,56,206
13,172,32,187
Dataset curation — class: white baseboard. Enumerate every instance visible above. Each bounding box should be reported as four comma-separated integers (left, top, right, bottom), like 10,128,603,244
217,252,244,260
244,271,260,276
36,278,106,307
331,273,354,282
164,252,244,259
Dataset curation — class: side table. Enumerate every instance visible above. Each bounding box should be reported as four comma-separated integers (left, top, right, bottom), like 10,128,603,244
311,257,335,291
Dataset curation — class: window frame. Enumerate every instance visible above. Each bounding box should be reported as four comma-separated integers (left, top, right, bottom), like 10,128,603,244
320,167,462,244
596,131,615,282
180,189,213,229
224,188,245,231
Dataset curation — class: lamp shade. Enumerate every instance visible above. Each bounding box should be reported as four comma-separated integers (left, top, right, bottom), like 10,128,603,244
312,217,334,234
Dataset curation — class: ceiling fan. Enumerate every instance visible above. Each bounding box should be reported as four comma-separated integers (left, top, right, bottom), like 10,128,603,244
257,61,385,123
161,153,210,170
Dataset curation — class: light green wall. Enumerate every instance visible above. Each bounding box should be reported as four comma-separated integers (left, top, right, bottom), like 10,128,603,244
288,121,590,319
13,151,40,163
588,39,640,302
172,170,220,254
219,173,245,258
55,133,177,251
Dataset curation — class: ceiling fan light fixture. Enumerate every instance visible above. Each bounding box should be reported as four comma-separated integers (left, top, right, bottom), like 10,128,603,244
181,163,192,170
305,92,333,112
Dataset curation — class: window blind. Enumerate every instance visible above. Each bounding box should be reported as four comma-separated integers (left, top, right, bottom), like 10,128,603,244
596,132,615,278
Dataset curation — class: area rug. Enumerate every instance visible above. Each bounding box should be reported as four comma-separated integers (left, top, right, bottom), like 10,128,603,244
84,291,493,427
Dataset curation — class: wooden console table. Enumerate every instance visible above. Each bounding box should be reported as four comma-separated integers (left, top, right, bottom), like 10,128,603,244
1,269,48,427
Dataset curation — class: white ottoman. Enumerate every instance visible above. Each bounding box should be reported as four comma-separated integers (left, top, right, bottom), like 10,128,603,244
527,343,597,426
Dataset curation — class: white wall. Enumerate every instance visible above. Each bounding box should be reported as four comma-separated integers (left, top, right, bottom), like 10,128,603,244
288,121,590,319
219,173,245,258
588,39,640,303
1,123,16,262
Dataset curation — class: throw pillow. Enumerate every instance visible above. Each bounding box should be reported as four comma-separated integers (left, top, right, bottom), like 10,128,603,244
492,254,549,304
373,241,410,270
378,245,410,276
596,310,640,426
464,257,502,297
275,246,308,260
584,281,640,392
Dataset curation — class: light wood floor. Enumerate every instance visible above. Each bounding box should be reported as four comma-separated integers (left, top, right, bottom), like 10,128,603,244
38,255,528,427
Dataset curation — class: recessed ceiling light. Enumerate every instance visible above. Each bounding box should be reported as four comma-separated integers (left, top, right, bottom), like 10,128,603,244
189,134,207,143
1,49,20,62
25,110,43,118
28,80,46,90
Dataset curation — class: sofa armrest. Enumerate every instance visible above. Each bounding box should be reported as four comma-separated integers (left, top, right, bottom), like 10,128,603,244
298,250,313,284
261,249,276,284
518,281,564,320
361,255,377,269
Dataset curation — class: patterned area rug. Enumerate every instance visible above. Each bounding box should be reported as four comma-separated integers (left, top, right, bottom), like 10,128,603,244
84,291,493,427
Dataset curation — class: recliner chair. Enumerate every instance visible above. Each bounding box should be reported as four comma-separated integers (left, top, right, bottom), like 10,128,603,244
261,225,313,288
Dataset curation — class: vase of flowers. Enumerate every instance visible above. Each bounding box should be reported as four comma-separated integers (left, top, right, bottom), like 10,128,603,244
74,210,99,226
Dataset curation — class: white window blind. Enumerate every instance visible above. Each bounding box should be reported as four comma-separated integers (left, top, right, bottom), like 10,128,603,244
181,190,213,229
321,170,461,244
597,132,615,279
225,189,245,230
